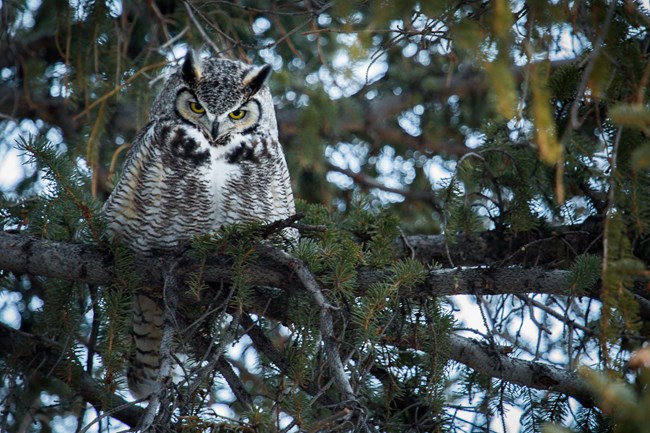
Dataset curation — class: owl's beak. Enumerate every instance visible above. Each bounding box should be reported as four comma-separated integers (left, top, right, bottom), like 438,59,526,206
211,121,220,140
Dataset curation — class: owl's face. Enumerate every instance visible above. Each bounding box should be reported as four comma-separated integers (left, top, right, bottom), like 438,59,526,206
152,52,276,146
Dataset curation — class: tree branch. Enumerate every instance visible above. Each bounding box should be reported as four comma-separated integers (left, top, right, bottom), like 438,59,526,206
398,217,605,268
0,231,596,300
0,231,608,412
327,163,443,211
448,334,595,408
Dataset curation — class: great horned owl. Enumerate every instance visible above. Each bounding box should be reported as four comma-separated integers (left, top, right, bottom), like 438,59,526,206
103,51,295,399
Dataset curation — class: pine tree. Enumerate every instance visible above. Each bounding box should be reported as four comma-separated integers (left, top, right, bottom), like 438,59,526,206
2,1,650,432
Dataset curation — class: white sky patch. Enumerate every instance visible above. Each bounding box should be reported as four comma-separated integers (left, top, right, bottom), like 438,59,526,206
490,406,523,433
326,171,354,189
354,56,388,86
107,0,123,18
322,35,388,99
252,17,271,35
550,24,589,60
0,120,43,194
48,62,73,98
165,44,188,62
68,0,92,21
0,291,22,329
424,156,454,187
0,146,30,192
398,110,422,137
148,43,189,87
259,47,284,70
326,142,369,188
465,131,486,149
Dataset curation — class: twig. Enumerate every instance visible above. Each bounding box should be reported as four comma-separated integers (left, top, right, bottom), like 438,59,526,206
515,294,594,336
568,0,617,130
260,213,304,238
262,246,373,429
239,313,290,372
306,408,354,433
216,357,253,411
78,398,148,433
184,1,220,54
398,227,415,260
72,61,168,121
327,163,442,211
260,213,327,235
185,309,244,406
159,26,190,51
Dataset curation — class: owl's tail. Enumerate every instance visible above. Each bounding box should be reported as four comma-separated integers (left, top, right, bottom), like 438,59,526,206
127,294,164,399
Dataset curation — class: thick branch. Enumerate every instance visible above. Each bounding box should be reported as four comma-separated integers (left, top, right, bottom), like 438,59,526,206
0,231,593,300
448,335,595,408
400,217,605,268
9,229,650,326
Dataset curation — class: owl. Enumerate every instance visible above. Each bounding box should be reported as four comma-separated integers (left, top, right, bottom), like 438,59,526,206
103,51,295,399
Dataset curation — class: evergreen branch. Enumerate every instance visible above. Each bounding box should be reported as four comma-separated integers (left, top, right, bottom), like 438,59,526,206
238,313,342,410
447,334,595,408
0,230,643,304
0,322,143,428
0,231,634,410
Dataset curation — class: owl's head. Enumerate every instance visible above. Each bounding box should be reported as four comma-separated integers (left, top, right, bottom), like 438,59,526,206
151,51,277,144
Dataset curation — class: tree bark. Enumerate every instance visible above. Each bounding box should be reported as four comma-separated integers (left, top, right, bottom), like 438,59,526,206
0,231,596,299
448,335,595,408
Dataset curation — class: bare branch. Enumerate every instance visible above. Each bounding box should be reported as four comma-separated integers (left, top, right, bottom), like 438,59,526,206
327,163,443,211
448,334,595,408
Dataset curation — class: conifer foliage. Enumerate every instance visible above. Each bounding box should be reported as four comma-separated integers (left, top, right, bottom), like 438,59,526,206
2,1,650,432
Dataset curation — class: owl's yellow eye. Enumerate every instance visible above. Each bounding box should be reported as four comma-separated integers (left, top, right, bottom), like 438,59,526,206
189,101,205,114
228,110,247,120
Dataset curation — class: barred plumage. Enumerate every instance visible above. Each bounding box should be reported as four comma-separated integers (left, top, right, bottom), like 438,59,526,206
103,51,295,399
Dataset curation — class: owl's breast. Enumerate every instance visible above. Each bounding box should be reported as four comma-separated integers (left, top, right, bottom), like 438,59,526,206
214,136,295,226
104,125,226,255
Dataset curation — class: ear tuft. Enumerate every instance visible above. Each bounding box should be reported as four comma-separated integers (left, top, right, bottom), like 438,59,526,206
182,50,201,85
244,64,272,96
